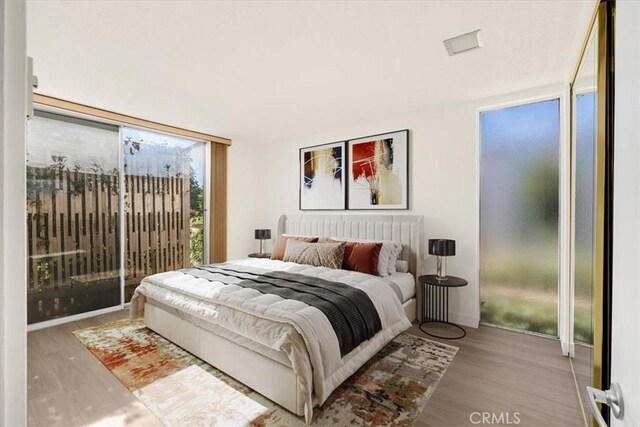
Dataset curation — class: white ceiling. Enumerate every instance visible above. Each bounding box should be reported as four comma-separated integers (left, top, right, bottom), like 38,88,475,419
27,0,595,143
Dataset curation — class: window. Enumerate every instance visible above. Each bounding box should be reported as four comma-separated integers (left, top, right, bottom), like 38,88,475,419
122,127,207,302
479,99,560,336
26,97,228,326
574,91,596,344
27,112,121,323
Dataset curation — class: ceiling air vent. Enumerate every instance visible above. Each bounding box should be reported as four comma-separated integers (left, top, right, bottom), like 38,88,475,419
443,29,483,56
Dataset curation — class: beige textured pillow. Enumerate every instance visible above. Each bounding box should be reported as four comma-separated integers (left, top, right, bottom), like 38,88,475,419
270,234,319,260
283,240,345,269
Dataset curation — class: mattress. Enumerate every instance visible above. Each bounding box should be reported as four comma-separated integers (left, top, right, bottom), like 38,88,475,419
146,271,416,366
386,272,416,303
145,297,293,367
130,258,412,423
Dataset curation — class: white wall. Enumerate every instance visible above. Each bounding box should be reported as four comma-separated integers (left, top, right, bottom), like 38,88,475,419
227,83,565,328
611,1,640,425
257,106,478,327
227,138,266,259
1,0,27,425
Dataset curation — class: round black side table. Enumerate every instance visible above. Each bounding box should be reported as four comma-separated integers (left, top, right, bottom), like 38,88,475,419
248,253,271,259
419,275,468,340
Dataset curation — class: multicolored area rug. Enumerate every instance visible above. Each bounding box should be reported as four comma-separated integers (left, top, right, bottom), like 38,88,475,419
74,319,457,426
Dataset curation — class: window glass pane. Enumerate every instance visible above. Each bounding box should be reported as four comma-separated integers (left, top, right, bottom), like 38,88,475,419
480,99,560,336
26,112,121,324
574,92,596,344
123,127,206,302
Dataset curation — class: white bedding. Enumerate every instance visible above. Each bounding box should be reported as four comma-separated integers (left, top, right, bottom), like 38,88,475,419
386,272,417,303
130,258,412,423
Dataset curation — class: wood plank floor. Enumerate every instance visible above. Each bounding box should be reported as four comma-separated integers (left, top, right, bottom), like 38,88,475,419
411,323,588,427
27,311,588,427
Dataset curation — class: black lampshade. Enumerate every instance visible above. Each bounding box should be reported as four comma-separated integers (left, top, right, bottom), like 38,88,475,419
428,239,456,256
255,229,271,240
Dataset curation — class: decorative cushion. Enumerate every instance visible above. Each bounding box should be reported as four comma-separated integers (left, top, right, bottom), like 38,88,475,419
283,240,346,269
329,237,402,277
271,234,319,260
328,239,382,276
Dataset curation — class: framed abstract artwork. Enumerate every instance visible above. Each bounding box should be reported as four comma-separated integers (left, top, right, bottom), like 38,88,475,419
347,129,409,210
299,141,346,210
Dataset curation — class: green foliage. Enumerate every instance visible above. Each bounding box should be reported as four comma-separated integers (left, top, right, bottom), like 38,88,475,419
35,262,51,292
188,164,205,266
482,247,593,343
190,216,204,266
480,248,558,291
481,286,592,343
481,288,557,336
574,306,594,344
189,165,204,218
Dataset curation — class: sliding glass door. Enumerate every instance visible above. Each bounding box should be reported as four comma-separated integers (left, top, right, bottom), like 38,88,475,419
27,112,122,324
571,10,599,416
479,99,560,336
27,112,207,325
122,127,207,302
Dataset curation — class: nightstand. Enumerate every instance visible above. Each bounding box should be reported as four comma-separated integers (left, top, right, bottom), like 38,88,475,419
248,252,271,259
418,274,468,339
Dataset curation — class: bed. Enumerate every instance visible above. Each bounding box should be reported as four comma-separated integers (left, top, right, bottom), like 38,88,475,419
130,214,423,423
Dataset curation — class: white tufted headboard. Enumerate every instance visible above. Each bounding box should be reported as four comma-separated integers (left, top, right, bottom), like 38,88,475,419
276,214,423,277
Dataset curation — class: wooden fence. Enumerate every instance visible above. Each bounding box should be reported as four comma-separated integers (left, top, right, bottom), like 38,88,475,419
26,165,191,323
123,169,191,296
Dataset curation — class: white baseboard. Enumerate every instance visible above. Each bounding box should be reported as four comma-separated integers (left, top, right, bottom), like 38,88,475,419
448,312,480,329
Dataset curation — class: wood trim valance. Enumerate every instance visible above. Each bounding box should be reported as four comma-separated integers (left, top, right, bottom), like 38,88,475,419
33,94,231,146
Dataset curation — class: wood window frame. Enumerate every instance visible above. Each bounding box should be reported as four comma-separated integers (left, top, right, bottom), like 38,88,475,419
33,93,229,264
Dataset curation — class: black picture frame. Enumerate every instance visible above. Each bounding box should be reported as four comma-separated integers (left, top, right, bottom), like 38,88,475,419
346,129,409,210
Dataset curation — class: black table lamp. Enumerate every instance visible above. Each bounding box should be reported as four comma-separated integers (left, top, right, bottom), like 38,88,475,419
428,239,456,280
255,229,271,255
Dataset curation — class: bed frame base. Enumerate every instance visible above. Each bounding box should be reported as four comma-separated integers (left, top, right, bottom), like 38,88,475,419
144,302,306,416
403,298,416,322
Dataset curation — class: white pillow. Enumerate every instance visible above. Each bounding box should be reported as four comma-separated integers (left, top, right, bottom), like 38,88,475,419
386,243,404,274
329,237,402,277
395,260,409,273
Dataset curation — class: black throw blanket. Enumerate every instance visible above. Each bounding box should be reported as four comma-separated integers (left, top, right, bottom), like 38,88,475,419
181,264,382,357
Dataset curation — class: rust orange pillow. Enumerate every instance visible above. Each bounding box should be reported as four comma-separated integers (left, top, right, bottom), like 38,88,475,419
271,235,319,260
329,239,382,275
